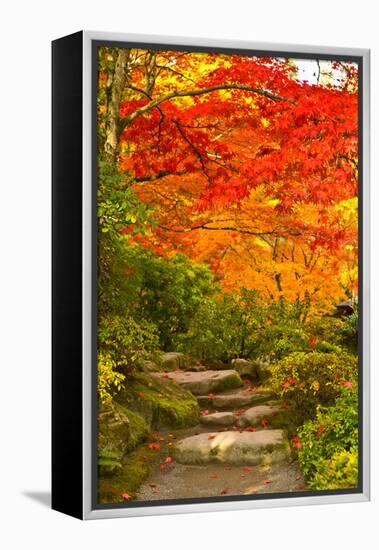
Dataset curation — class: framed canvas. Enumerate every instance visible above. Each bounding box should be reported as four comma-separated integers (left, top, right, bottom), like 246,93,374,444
52,31,370,520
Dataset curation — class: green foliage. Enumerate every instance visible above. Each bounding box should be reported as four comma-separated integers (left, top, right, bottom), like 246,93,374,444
98,316,159,391
98,449,122,476
98,351,126,404
174,290,265,361
297,386,359,489
334,311,358,353
118,246,216,349
270,351,358,419
310,450,358,490
173,292,352,363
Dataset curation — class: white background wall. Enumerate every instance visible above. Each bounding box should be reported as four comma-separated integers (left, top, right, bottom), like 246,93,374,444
1,1,377,548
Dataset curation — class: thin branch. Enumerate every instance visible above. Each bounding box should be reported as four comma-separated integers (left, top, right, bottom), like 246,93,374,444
134,169,188,183
171,119,213,184
120,83,296,130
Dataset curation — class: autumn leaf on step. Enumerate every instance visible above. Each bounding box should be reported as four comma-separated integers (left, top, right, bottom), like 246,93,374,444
263,479,272,485
159,464,167,471
149,483,157,488
168,434,177,439
243,467,253,472
148,443,160,450
121,493,131,500
207,392,217,397
261,418,268,427
165,456,173,463
245,427,257,432
210,472,218,479
240,474,246,478
220,488,229,495
208,435,216,440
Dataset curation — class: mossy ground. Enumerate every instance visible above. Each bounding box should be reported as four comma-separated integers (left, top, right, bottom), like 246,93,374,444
98,446,152,503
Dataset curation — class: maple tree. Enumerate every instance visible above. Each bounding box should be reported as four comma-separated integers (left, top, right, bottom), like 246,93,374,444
97,47,358,313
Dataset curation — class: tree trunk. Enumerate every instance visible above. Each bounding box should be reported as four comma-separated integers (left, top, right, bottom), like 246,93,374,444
103,49,130,163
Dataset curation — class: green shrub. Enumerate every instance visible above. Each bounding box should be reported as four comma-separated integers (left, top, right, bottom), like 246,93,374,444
297,386,358,489
98,351,126,404
270,351,358,419
98,316,159,389
334,311,358,353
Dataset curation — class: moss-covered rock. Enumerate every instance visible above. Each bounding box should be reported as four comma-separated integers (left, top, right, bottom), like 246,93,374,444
116,371,200,430
98,401,150,467
160,352,191,371
98,446,151,503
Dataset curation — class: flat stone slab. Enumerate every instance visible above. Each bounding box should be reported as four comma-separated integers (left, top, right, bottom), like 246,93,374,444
197,388,272,409
173,429,291,465
152,370,242,395
237,403,282,427
200,411,236,426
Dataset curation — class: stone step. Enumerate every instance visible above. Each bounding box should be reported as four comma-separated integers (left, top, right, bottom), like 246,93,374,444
237,403,282,427
200,402,283,428
151,370,243,396
197,388,272,409
200,411,236,427
173,429,291,466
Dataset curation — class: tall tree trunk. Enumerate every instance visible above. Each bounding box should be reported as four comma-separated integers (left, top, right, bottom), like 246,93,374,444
103,48,130,163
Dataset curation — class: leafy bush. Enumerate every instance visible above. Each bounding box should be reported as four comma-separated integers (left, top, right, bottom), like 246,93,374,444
334,311,358,353
173,290,266,361
98,351,126,404
297,386,358,489
98,316,159,380
310,450,358,490
270,351,358,418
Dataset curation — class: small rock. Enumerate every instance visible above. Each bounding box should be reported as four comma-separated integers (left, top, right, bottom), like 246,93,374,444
237,404,281,427
201,412,236,426
231,358,257,378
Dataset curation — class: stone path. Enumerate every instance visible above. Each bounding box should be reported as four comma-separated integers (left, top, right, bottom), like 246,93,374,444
137,362,306,500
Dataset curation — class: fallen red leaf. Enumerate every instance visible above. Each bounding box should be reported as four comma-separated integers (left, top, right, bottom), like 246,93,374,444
261,418,268,427
243,467,253,472
208,435,216,440
149,483,157,488
263,479,272,485
159,464,166,471
220,488,229,495
121,492,131,500
210,472,218,479
240,474,246,478
245,426,257,432
165,456,173,463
